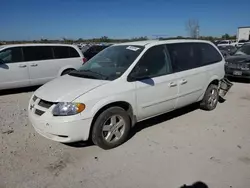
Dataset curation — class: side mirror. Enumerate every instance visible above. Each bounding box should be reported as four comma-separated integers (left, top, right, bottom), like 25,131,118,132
128,66,149,82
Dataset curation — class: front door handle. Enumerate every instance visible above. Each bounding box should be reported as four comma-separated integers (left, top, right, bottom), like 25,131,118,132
180,79,188,85
19,64,27,68
169,82,177,87
30,64,38,67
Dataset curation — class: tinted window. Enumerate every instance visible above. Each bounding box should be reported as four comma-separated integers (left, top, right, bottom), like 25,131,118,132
132,45,172,78
23,46,53,61
167,43,200,72
69,47,80,57
198,43,222,65
0,47,23,63
53,46,69,59
53,46,80,59
235,44,250,55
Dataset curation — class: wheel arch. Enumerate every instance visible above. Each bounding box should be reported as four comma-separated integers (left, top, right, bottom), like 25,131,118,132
57,66,76,77
198,76,220,101
89,101,135,140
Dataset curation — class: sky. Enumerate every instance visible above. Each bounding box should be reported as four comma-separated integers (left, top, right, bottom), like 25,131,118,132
1,0,250,40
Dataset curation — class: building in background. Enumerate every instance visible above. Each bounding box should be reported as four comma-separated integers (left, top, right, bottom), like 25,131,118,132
237,26,250,41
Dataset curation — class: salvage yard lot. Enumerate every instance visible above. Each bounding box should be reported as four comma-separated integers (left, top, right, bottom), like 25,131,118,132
0,82,250,188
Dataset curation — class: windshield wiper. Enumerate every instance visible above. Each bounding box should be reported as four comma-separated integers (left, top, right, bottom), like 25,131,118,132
80,69,108,80
69,70,97,79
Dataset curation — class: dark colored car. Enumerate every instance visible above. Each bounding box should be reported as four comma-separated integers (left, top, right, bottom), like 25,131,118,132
83,45,110,61
225,43,250,79
218,45,237,57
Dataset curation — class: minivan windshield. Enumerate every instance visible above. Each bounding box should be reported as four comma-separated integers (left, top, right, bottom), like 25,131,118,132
69,45,144,80
234,43,250,56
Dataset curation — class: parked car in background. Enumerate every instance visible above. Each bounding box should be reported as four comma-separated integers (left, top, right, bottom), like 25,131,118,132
225,42,250,79
236,40,249,48
218,45,237,57
83,45,111,61
217,40,233,47
0,44,84,90
29,39,231,149
80,44,91,54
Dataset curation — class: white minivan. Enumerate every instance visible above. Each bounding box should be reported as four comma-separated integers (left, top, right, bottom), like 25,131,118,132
28,40,231,149
0,43,84,90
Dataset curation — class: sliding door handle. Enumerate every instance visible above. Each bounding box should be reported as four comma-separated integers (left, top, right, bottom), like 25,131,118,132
169,82,177,87
19,64,27,68
180,79,188,85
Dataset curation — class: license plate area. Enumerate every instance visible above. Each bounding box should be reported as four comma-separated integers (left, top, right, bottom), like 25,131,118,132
233,71,242,75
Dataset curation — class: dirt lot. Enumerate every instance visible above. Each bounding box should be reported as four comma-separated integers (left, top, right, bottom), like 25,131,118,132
0,82,250,188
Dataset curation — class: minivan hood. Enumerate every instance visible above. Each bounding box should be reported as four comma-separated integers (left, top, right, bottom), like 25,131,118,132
226,55,250,63
35,75,109,102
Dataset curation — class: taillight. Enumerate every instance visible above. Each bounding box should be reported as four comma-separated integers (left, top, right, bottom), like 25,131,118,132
82,58,87,64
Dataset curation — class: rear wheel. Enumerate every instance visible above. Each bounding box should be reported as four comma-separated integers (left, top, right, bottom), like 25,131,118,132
200,84,219,111
91,107,131,149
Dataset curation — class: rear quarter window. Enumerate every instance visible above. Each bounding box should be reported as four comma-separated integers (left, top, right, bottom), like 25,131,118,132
197,43,222,65
69,47,80,58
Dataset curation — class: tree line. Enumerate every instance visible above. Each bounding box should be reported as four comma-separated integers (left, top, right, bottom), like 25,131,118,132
0,34,236,45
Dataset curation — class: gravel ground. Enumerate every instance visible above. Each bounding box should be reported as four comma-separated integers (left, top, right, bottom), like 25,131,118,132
0,82,250,188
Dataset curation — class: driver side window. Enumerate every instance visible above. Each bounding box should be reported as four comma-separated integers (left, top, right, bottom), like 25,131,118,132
0,47,23,63
132,45,172,78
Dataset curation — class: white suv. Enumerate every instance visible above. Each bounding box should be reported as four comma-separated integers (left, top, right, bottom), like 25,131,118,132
28,40,230,149
0,43,84,90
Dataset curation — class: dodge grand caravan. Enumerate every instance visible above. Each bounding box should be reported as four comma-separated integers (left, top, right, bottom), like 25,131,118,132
0,44,84,90
28,40,231,149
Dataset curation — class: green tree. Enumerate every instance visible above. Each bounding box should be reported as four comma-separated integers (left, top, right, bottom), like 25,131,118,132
222,33,230,39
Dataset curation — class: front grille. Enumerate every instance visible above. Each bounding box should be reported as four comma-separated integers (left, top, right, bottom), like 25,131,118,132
228,63,249,70
38,100,54,109
228,63,241,69
35,109,45,116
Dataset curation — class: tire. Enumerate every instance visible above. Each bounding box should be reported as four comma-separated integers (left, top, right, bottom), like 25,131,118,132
200,84,219,111
61,69,74,76
91,107,131,150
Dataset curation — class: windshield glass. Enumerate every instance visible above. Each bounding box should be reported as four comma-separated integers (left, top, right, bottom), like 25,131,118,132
69,45,144,80
234,44,250,56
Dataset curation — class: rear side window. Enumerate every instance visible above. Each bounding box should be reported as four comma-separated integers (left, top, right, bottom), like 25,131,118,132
197,43,222,65
53,46,80,59
166,43,201,72
0,47,23,63
23,46,53,61
69,47,80,57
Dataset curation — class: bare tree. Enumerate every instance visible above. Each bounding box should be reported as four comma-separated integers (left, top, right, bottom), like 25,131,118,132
186,19,199,38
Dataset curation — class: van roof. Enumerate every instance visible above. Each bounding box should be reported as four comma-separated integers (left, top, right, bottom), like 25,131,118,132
114,39,213,47
1,43,77,48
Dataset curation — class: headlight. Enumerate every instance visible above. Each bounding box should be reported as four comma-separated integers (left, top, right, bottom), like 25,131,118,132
52,102,85,116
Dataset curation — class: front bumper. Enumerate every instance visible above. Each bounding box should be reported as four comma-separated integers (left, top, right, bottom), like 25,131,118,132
29,112,92,143
28,97,93,143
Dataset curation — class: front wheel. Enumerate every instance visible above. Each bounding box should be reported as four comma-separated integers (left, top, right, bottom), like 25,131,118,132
200,84,219,111
91,107,131,149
